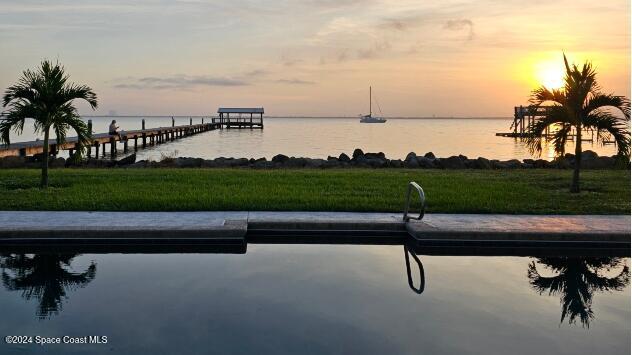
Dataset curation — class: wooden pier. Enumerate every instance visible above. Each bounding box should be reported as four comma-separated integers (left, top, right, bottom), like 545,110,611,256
0,118,220,158
217,107,264,129
496,105,600,143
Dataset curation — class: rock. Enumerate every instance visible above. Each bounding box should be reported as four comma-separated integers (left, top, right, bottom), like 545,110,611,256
338,153,351,162
534,159,551,168
581,150,599,160
583,156,615,169
352,148,364,159
503,159,523,169
117,153,136,166
424,152,436,159
366,157,387,168
49,157,66,168
404,156,420,168
365,152,386,159
437,156,466,169
304,158,326,168
175,157,203,168
352,155,372,168
474,157,491,169
272,154,289,163
553,157,572,169
201,159,218,168
323,160,341,168
129,160,147,168
285,157,307,168
416,156,435,168
0,156,25,168
214,157,249,167
252,160,275,169
491,160,508,169
232,158,250,167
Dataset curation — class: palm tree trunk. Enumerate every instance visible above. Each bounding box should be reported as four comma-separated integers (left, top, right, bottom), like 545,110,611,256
570,124,582,193
40,127,50,188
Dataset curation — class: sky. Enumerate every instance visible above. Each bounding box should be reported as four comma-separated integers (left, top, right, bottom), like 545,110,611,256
0,0,630,117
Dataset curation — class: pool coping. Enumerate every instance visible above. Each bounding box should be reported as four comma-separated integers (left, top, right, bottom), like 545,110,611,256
0,211,629,247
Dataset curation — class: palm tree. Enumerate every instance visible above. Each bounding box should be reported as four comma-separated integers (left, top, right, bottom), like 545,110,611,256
1,60,97,188
527,257,629,327
1,253,97,319
525,54,630,193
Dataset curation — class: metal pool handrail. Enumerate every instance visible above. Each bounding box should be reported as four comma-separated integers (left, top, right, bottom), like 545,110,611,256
404,245,425,294
403,181,426,222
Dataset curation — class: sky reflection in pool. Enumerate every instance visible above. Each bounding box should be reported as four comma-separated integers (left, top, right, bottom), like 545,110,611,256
0,245,629,354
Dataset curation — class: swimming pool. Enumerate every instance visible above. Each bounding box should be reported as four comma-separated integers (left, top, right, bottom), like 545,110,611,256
0,244,629,354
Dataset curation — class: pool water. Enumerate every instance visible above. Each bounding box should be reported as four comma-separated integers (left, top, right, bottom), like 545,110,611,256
0,245,629,354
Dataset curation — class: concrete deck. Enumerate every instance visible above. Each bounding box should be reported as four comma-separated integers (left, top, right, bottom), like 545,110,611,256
0,211,629,247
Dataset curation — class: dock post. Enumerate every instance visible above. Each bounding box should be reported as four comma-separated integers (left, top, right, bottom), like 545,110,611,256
110,137,116,157
142,119,146,130
134,137,138,151
123,137,128,153
142,133,147,148
189,117,192,126
172,117,175,127
102,142,106,156
95,143,99,159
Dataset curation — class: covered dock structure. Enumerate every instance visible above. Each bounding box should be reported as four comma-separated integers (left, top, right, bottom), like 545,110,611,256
216,107,264,129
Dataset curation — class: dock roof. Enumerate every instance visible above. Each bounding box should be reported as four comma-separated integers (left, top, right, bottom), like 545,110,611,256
218,107,264,114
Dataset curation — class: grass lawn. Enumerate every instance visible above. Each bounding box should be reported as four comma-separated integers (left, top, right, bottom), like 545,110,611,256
0,168,629,214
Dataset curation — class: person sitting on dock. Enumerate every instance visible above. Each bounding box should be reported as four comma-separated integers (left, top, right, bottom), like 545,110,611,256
109,120,121,139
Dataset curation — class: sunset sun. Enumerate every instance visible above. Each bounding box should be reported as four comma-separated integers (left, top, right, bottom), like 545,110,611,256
535,60,566,90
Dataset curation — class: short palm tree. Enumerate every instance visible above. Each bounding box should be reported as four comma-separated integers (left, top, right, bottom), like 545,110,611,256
1,60,97,188
527,257,629,327
1,253,97,319
525,54,630,193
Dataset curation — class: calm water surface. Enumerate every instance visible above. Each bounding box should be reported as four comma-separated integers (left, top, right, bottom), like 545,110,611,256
6,117,620,161
0,245,629,354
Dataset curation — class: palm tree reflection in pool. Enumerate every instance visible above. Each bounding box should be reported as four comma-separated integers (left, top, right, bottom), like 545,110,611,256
527,257,629,327
1,254,96,319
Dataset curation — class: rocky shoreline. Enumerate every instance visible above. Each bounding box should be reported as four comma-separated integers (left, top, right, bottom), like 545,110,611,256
0,149,627,170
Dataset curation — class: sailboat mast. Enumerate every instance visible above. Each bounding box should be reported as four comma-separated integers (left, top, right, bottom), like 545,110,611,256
369,86,372,116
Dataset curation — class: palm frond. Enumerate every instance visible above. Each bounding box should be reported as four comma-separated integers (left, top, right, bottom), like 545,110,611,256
583,112,631,157
524,106,573,156
0,103,34,145
584,94,630,119
60,84,98,110
530,86,566,106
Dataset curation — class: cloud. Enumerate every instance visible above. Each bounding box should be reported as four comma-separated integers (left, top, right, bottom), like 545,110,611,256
379,15,426,31
356,40,391,60
276,79,316,85
443,19,475,41
113,75,248,89
243,69,268,77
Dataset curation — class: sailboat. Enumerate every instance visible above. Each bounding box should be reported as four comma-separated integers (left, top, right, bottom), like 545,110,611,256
360,86,387,123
